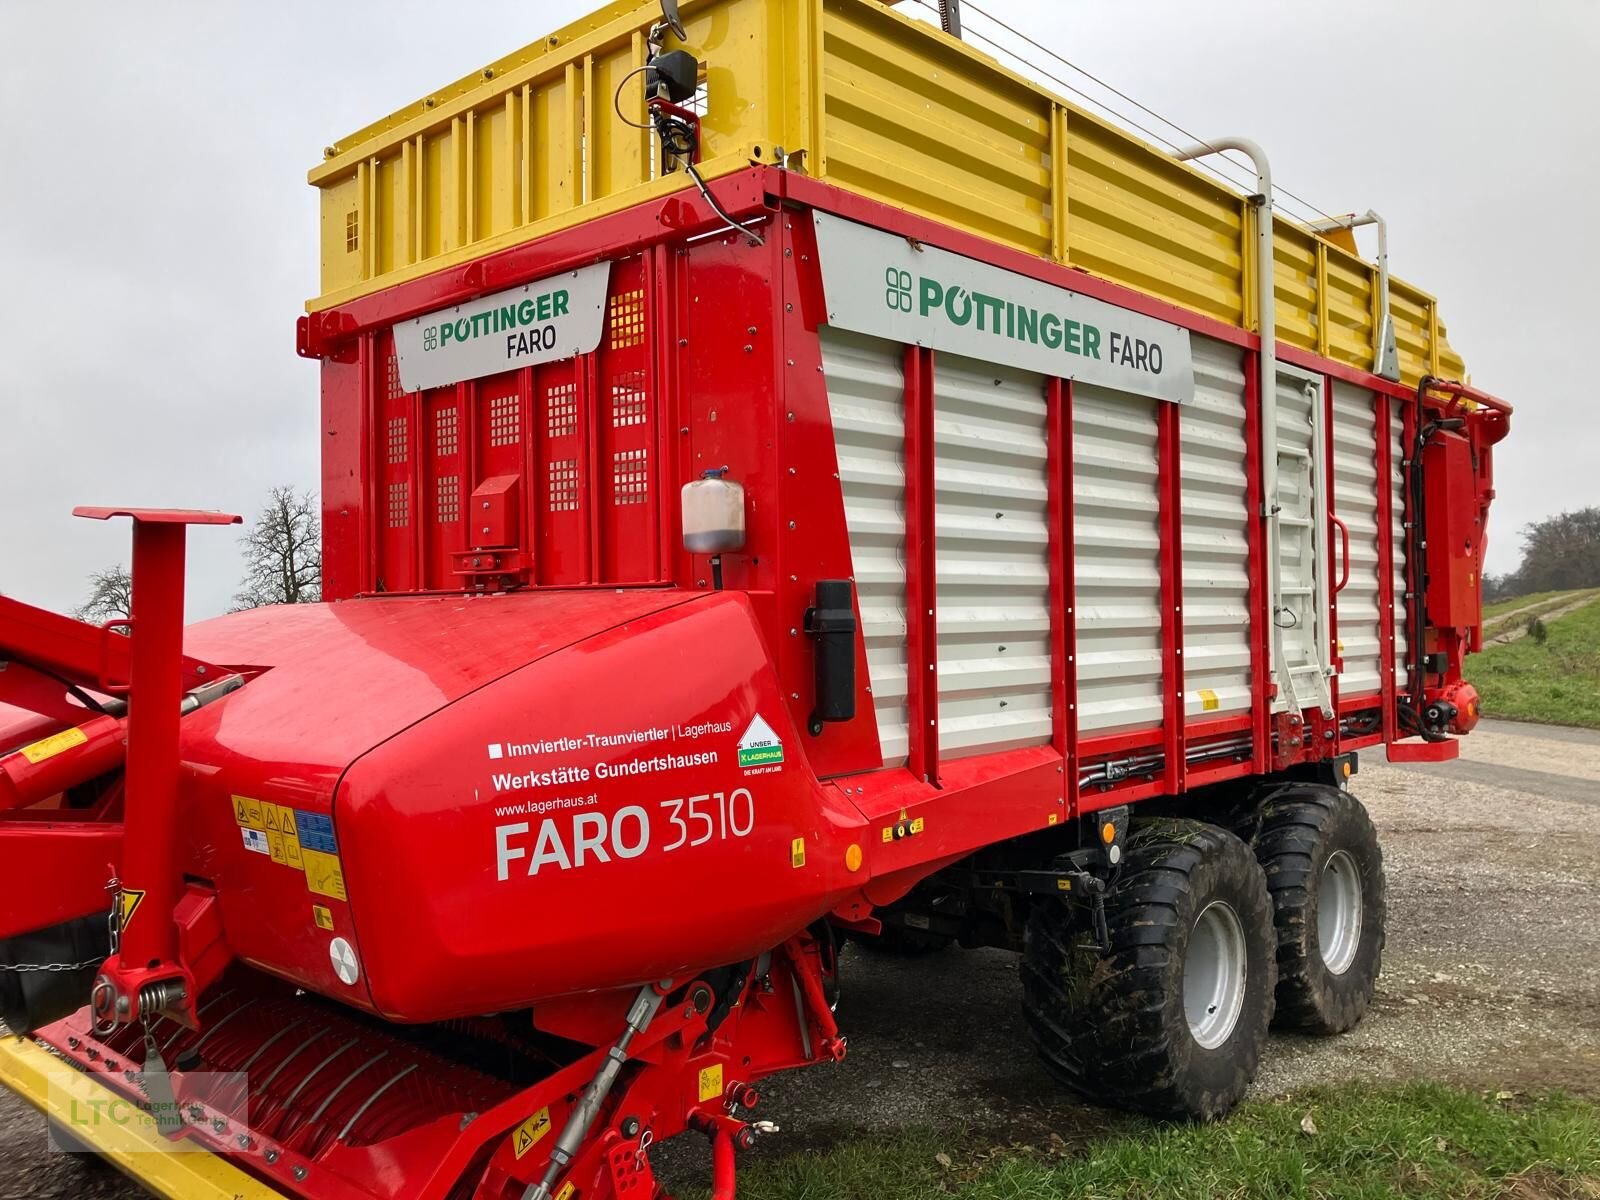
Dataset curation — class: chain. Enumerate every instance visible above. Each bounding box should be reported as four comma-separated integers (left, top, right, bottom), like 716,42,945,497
0,874,120,976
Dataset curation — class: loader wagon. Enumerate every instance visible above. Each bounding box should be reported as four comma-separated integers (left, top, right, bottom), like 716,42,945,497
0,1,1513,1196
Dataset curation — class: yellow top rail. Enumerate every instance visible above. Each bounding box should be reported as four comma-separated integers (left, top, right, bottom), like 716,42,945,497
308,0,1465,384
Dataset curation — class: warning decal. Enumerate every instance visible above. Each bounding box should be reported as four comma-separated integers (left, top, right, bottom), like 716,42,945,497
303,850,347,901
312,904,334,931
698,1063,724,1103
18,726,89,765
118,888,145,931
235,797,307,871
737,715,783,770
232,795,265,830
512,1107,552,1159
295,810,338,853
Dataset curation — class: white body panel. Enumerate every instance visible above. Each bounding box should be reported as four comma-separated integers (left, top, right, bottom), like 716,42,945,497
1271,366,1333,716
1331,386,1385,699
933,355,1053,758
1180,338,1252,718
820,328,911,767
1073,385,1164,735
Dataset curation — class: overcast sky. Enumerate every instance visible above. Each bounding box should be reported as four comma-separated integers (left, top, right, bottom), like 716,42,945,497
2,1,1595,620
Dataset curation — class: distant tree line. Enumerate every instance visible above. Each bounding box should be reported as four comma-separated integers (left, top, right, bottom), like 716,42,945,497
76,486,321,622
1483,507,1600,602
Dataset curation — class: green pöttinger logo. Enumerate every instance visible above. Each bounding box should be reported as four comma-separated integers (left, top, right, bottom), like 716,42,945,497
884,267,912,313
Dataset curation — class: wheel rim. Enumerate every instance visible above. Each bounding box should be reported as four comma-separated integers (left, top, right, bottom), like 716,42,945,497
1317,849,1363,975
1184,900,1248,1050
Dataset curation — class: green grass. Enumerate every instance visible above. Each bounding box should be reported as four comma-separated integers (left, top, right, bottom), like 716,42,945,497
1473,598,1600,728
711,1083,1600,1200
1482,590,1600,640
1483,590,1573,620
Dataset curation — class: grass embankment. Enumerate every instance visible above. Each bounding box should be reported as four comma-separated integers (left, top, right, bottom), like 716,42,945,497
1482,590,1600,641
1473,597,1600,729
1483,591,1575,621
717,1083,1600,1200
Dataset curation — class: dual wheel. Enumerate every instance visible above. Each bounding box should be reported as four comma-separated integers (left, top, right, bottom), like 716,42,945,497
1022,784,1385,1120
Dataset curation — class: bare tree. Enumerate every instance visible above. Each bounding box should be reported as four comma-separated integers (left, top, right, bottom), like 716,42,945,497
76,564,134,627
233,487,322,610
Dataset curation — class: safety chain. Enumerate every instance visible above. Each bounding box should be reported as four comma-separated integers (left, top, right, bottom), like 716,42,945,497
0,959,106,974
0,875,119,975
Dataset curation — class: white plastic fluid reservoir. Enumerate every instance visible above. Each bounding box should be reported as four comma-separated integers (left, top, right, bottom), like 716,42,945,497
681,467,746,554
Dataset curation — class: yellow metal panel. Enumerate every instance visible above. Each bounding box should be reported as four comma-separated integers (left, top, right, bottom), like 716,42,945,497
1066,115,1245,325
591,42,648,200
303,0,1476,390
1273,224,1318,353
820,0,1050,256
474,101,514,242
0,1036,280,1199
1324,246,1376,370
1391,282,1434,386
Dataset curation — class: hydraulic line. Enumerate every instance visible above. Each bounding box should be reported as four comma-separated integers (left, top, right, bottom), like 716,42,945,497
1402,376,1466,742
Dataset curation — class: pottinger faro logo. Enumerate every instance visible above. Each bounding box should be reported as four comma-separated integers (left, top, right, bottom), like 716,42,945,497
884,266,913,312
422,325,439,351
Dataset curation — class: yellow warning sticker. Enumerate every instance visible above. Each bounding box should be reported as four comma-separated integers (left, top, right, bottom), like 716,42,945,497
511,1107,552,1159
312,904,334,931
1048,812,1060,826
231,795,265,831
790,837,806,868
18,726,89,765
1198,688,1220,712
554,1184,575,1200
119,888,146,931
909,817,925,835
698,1063,724,1103
302,849,347,901
880,826,893,844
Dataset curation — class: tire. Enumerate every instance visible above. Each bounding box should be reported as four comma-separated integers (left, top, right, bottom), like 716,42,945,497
1022,819,1276,1120
1254,784,1386,1034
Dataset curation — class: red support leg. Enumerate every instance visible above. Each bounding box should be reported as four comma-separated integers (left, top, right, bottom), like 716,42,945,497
71,506,238,1025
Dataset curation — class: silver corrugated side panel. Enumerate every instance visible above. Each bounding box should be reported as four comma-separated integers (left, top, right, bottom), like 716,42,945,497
820,328,911,767
932,354,1053,759
1074,383,1163,735
1180,337,1251,718
1332,386,1384,698
1272,367,1331,714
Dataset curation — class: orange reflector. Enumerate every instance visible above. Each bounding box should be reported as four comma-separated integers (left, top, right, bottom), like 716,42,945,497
844,844,863,872
1100,822,1116,844
1343,762,1352,778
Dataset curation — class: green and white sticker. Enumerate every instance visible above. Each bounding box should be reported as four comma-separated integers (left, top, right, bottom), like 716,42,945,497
811,212,1194,404
393,261,611,392
737,715,784,769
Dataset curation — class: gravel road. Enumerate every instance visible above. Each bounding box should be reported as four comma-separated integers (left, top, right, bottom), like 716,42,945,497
6,718,1598,1197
